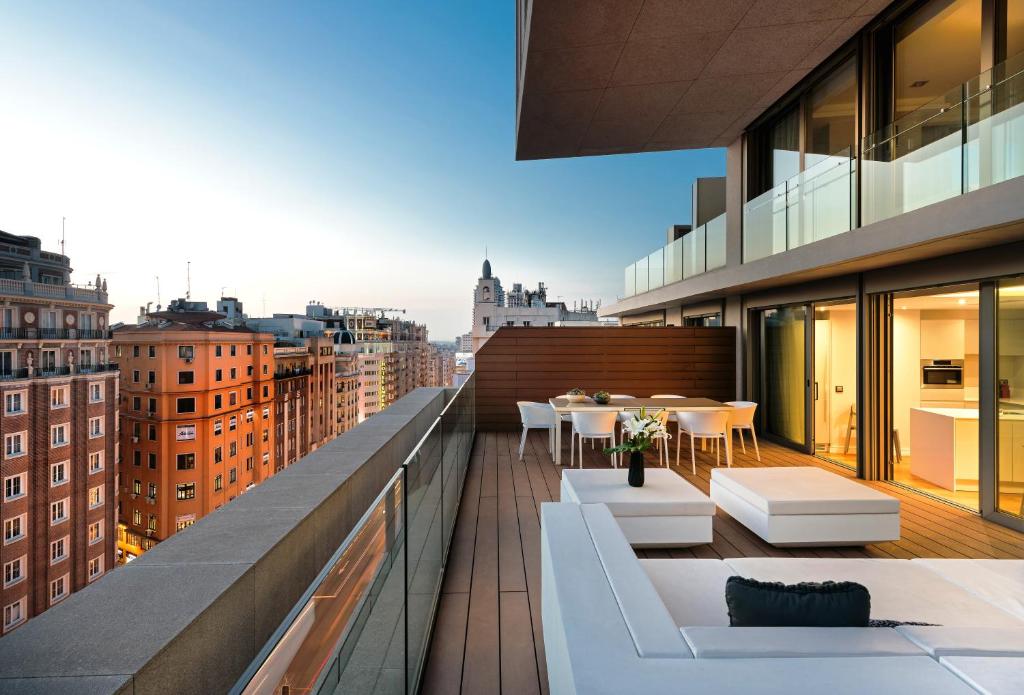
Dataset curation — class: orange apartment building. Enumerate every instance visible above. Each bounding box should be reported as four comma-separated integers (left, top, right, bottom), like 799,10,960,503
112,300,275,561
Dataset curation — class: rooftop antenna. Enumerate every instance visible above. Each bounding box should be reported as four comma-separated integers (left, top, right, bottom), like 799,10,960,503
155,276,161,310
186,261,191,300
60,217,66,257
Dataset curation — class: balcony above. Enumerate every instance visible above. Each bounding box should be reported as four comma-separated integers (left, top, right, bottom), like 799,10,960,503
514,0,882,159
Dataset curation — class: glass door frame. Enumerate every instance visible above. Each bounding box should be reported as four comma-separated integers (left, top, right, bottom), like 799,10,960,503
753,303,814,454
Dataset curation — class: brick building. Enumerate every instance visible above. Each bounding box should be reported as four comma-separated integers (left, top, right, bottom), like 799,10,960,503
0,231,117,634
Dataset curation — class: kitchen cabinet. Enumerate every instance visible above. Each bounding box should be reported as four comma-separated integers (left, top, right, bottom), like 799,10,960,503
999,420,1024,484
921,319,965,359
910,407,978,491
965,319,979,354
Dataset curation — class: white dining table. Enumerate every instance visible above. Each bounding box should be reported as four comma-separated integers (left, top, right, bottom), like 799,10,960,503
548,396,735,467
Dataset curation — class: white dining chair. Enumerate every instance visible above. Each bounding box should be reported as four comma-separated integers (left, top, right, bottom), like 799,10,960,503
611,394,637,439
570,411,619,469
651,395,687,463
517,401,556,461
676,410,731,474
725,401,760,461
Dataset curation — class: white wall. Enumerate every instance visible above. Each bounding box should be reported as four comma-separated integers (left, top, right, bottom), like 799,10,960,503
828,309,857,451
893,308,922,454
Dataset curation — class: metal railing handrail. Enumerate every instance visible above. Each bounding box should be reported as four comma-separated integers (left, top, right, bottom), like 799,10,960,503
863,51,1024,152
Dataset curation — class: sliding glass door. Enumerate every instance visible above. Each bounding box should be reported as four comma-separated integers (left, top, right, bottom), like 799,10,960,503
761,305,812,451
812,300,858,469
997,277,1024,518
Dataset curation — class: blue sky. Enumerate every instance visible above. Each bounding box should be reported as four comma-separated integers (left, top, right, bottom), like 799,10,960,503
0,1,724,339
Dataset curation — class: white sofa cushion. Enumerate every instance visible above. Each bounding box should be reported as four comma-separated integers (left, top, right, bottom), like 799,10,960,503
898,626,1024,657
940,656,1024,695
914,559,1024,620
681,626,925,658
724,558,1024,627
580,504,692,658
712,467,899,515
639,559,734,627
563,469,715,517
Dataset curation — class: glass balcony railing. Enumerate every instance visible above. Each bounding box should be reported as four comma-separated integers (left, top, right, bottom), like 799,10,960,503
233,375,475,695
743,147,856,263
863,52,1024,225
622,212,726,298
742,54,1024,264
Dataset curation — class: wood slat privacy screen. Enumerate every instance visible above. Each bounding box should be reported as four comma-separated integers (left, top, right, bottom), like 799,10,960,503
474,326,737,430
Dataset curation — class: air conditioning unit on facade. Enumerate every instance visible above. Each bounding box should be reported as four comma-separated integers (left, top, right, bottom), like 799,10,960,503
130,493,137,500
131,436,139,443
146,496,155,505
145,529,155,536
184,357,193,364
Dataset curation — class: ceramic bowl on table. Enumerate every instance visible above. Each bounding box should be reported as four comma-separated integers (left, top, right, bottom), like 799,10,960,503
565,393,587,403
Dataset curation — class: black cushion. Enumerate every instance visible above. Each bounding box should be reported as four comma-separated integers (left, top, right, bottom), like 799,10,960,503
725,576,871,627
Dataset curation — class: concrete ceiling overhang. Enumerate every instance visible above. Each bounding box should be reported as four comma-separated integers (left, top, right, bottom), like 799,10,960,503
515,0,890,160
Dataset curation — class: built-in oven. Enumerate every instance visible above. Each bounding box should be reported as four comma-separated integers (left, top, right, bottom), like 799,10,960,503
921,359,964,388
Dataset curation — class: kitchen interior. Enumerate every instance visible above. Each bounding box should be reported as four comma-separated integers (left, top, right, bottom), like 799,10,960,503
815,283,1024,514
891,284,1024,512
895,285,982,509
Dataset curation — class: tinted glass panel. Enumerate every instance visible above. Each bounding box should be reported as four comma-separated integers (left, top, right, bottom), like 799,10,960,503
771,107,800,186
894,0,981,121
806,57,858,167
763,306,807,446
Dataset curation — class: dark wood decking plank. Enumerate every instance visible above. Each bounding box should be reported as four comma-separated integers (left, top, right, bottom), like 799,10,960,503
499,591,542,695
442,449,483,595
516,493,549,695
461,495,500,694
419,592,469,695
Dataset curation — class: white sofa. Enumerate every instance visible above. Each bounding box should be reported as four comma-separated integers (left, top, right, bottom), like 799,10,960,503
710,467,900,546
541,501,1024,695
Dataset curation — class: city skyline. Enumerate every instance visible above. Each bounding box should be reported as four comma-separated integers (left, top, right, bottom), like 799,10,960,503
0,1,724,339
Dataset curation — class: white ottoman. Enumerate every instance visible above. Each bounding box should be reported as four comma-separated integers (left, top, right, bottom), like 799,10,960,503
560,469,714,547
710,467,900,547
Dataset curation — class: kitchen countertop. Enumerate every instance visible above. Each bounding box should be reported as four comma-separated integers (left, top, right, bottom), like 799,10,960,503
912,407,1024,421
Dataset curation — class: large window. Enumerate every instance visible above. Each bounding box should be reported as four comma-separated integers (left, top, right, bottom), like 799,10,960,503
893,0,981,123
805,58,858,168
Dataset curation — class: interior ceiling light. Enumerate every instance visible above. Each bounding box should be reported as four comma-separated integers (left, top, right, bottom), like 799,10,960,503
910,80,929,88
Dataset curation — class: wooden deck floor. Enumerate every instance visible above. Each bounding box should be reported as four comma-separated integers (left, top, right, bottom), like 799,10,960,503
420,429,1024,695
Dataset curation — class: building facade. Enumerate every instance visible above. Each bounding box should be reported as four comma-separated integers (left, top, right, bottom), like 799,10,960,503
244,313,338,463
112,300,275,561
334,349,360,434
268,337,335,471
470,258,601,352
0,232,118,634
306,304,434,421
518,0,1024,531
